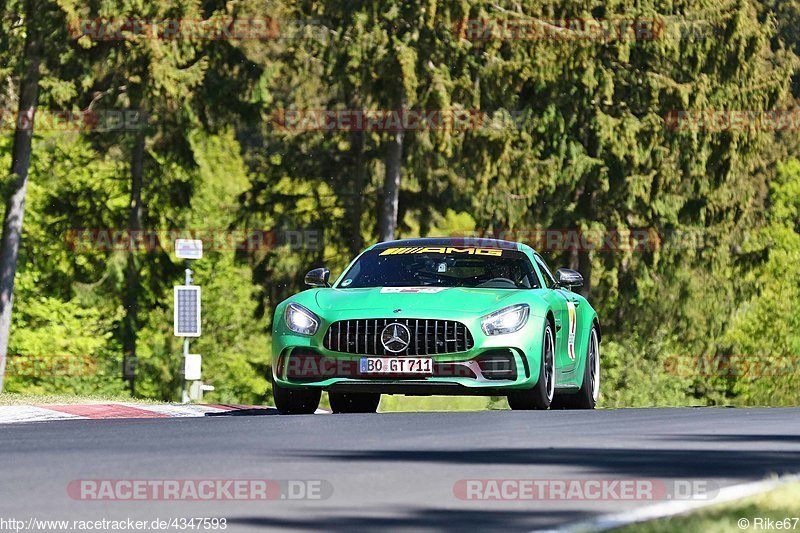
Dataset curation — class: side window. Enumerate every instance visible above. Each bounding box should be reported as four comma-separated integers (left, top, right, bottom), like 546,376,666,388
534,254,557,289
519,257,540,289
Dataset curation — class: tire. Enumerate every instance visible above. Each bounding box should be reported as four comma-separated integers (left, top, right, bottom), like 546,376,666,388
507,321,555,410
329,392,381,414
273,382,321,415
552,324,600,410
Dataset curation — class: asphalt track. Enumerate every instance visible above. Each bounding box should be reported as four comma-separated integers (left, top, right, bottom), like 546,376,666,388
1,407,799,532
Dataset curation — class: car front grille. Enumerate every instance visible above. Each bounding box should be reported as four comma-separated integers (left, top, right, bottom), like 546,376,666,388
323,318,474,356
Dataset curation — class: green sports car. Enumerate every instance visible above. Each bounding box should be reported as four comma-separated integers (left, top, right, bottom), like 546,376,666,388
271,237,600,414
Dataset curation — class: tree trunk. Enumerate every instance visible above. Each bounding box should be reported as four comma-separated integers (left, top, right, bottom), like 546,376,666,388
378,130,404,242
578,249,592,298
0,6,42,391
348,129,366,255
121,88,146,396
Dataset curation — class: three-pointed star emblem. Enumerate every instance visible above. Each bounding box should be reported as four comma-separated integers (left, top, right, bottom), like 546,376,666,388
381,322,411,353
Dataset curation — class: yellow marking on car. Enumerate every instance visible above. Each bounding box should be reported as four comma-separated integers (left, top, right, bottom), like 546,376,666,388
567,301,577,361
472,248,503,256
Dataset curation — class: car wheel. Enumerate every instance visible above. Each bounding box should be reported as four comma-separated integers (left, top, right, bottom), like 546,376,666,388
329,392,381,414
552,325,600,410
273,383,321,415
507,321,555,410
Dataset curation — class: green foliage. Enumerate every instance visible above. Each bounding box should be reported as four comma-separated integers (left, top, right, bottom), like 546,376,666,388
599,337,700,408
720,159,800,405
2,132,127,396
5,270,125,396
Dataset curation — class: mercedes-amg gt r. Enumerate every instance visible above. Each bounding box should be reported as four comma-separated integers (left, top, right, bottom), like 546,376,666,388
271,238,600,414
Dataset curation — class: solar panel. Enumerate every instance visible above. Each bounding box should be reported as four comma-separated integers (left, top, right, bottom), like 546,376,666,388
174,286,201,337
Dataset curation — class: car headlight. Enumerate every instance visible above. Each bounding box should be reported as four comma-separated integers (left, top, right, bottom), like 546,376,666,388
284,303,320,336
481,304,530,335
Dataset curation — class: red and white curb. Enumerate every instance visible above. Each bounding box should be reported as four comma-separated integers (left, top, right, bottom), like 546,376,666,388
0,403,329,424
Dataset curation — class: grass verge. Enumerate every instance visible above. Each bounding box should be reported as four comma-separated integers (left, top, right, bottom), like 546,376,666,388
0,392,161,406
616,481,800,533
378,394,506,412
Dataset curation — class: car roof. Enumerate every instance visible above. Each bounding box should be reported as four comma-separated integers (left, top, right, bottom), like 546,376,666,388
370,237,524,251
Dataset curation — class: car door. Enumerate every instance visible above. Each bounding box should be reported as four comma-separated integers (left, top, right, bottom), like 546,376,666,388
532,253,579,376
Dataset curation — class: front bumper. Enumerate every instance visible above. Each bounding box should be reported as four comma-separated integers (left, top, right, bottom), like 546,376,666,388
272,311,546,394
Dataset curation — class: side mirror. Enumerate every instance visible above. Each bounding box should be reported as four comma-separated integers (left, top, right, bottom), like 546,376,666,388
304,267,331,288
555,268,583,289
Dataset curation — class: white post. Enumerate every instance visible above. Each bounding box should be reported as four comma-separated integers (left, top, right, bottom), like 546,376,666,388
182,266,193,404
174,239,203,404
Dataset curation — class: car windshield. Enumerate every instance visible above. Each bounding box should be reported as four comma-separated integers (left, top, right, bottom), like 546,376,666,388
337,246,539,289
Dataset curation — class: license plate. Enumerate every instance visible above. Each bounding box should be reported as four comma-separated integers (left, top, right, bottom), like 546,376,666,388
359,357,433,375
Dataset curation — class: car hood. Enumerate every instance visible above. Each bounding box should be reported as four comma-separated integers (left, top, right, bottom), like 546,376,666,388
314,286,524,315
